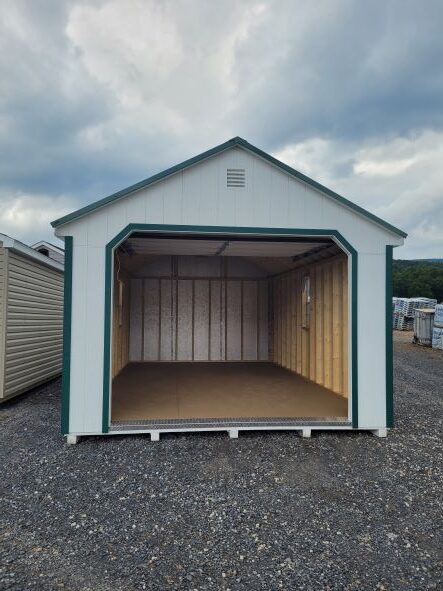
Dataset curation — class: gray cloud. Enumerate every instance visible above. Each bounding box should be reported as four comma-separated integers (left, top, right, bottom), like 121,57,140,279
0,0,442,257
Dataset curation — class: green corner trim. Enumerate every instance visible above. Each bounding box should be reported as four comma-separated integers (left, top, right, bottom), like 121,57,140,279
102,224,359,433
61,236,73,435
51,137,407,239
386,245,394,427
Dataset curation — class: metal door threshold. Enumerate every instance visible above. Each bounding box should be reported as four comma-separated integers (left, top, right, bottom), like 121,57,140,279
110,416,351,431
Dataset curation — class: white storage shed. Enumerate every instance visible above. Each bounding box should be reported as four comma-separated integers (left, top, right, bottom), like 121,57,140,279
52,137,406,443
0,234,64,401
32,240,65,265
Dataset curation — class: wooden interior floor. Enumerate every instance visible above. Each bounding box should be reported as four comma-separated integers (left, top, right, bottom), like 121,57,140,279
111,362,348,422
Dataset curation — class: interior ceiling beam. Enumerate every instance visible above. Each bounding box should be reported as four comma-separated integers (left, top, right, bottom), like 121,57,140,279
290,245,341,269
128,232,333,244
292,244,336,263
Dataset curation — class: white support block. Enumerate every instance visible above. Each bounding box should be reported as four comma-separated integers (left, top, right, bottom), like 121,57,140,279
150,431,160,442
228,429,239,439
66,435,79,445
372,428,388,438
301,428,311,438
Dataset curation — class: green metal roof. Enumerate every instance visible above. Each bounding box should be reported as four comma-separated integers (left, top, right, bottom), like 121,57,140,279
51,136,407,238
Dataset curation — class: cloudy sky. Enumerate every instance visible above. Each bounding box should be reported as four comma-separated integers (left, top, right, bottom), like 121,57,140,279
1,0,442,258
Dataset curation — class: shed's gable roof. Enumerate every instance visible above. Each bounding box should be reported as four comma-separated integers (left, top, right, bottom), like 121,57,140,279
51,136,407,238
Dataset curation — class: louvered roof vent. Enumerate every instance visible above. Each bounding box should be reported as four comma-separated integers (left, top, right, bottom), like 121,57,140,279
227,168,246,188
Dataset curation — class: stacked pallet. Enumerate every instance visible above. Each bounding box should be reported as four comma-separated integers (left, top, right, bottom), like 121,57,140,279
393,297,437,331
432,303,443,350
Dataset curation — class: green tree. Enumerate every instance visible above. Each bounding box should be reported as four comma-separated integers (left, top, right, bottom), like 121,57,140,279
393,260,443,302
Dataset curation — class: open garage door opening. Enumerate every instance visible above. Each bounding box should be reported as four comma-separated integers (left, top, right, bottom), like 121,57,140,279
109,232,351,428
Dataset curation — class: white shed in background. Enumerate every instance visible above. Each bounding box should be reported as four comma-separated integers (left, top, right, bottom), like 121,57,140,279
52,137,406,443
32,240,65,265
0,234,64,401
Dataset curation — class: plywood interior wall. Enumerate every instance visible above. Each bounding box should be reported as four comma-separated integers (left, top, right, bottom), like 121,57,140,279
112,265,130,378
271,254,348,398
127,256,269,362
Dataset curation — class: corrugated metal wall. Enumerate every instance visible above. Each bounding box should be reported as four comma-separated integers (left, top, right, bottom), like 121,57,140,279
271,254,348,398
127,256,269,362
1,251,64,400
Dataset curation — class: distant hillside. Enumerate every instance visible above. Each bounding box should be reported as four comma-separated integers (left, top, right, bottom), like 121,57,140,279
393,260,443,301
395,258,443,264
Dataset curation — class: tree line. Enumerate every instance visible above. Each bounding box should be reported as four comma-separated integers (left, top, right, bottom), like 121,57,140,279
393,260,443,302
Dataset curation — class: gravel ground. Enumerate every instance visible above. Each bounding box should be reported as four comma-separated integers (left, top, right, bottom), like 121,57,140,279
1,333,442,590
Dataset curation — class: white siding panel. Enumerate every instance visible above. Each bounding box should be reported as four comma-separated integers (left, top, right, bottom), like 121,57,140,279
253,158,274,227
287,177,307,227
57,146,403,251
357,253,387,427
216,150,238,226
162,173,183,225
127,190,147,224
182,165,202,226
270,174,290,229
107,201,128,242
196,157,220,226
145,181,165,224
83,247,105,433
233,150,255,227
69,246,88,432
2,251,63,400
86,209,108,248
321,196,387,254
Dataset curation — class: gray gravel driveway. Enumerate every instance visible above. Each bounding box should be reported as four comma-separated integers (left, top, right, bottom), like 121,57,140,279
0,333,442,590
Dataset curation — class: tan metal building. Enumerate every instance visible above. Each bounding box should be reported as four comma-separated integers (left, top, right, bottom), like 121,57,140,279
0,234,64,402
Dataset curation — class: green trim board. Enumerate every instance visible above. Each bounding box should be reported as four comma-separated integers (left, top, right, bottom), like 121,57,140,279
101,224,359,433
386,246,394,427
51,137,407,239
61,236,73,435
